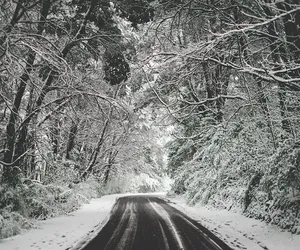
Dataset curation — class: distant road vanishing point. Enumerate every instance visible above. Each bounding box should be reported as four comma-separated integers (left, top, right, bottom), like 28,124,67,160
82,195,233,250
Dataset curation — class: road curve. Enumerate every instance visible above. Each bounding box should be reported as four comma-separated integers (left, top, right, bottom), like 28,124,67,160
82,195,233,250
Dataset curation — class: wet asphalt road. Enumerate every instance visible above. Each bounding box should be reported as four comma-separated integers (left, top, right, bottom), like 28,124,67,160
82,195,233,250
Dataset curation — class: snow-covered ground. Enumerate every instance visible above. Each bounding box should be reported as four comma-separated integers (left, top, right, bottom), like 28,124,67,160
168,196,300,250
1,193,299,250
0,193,165,250
0,194,122,250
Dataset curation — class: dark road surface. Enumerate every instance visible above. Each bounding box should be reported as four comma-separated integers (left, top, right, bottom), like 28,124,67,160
82,195,233,250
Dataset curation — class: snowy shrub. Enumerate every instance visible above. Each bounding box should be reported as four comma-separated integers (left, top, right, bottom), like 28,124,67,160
105,176,132,194
23,183,65,218
133,173,162,193
104,173,163,194
0,185,27,213
0,177,104,239
0,208,33,239
245,194,300,234
167,114,300,233
209,186,246,212
172,166,189,194
42,158,79,186
72,178,104,200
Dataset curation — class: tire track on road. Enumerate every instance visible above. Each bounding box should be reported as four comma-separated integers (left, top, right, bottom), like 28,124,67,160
82,195,233,250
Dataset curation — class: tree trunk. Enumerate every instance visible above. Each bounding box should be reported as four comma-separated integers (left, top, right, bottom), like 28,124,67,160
265,3,294,135
202,61,231,123
50,117,60,155
103,152,113,185
66,121,79,160
237,26,277,148
1,0,51,186
278,83,293,134
81,115,111,181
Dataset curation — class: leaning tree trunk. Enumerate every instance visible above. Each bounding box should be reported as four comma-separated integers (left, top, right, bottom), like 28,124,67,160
66,121,79,160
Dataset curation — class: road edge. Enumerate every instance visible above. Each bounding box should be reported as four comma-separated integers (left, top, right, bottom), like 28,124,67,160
66,197,119,250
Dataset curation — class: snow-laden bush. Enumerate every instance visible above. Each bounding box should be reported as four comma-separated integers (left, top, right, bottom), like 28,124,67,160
167,116,300,234
104,176,132,194
71,178,104,200
0,178,103,239
104,173,163,194
23,179,103,219
42,158,80,186
129,173,162,193
242,138,300,233
0,209,33,239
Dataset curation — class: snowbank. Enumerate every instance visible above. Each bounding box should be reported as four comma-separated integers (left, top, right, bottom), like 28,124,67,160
0,194,120,250
168,195,300,250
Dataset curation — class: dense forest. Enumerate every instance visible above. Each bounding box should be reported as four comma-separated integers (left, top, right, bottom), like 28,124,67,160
1,0,300,239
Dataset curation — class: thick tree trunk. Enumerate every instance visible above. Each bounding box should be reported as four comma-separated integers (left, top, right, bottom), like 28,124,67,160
14,85,35,168
66,121,79,160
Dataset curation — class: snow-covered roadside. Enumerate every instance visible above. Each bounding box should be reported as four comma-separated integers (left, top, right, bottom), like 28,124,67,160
0,194,122,250
3,192,296,250
168,196,300,250
0,192,166,250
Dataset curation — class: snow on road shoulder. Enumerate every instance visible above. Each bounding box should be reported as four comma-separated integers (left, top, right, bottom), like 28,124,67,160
0,194,121,250
168,196,300,250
